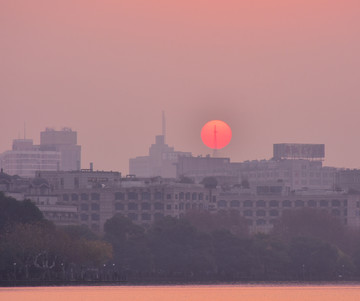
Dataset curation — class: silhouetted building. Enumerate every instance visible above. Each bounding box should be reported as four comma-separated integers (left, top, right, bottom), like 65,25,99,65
0,128,81,177
176,144,337,191
176,156,230,177
335,169,360,193
273,143,325,160
2,168,360,233
129,135,192,178
36,169,122,190
176,155,236,185
40,127,81,171
216,184,358,233
231,158,337,191
0,139,61,177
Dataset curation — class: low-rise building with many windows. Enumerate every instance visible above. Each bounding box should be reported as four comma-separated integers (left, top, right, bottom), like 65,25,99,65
2,169,360,234
55,180,210,232
216,185,358,233
35,171,360,233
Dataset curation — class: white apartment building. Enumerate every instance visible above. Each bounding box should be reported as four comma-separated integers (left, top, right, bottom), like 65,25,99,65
0,139,61,177
0,128,81,177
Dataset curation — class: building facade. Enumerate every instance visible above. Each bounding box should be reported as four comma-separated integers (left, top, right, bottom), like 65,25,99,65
216,185,359,233
36,169,122,190
0,128,81,177
40,128,81,171
129,135,192,178
231,159,337,191
0,139,61,177
2,169,360,234
26,170,360,234
335,169,360,192
176,144,337,191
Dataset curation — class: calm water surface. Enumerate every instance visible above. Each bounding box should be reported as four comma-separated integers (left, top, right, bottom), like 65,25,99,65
1,285,360,301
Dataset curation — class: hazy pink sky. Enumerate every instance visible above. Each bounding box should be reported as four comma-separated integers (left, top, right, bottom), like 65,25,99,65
1,1,360,173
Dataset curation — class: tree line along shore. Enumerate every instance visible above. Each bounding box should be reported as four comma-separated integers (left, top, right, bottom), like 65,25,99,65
1,192,360,284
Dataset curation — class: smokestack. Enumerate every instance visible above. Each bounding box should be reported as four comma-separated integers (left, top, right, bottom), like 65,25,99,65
162,111,166,143
90,162,93,171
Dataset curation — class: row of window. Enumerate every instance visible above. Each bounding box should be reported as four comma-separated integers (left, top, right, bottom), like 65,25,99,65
114,202,206,211
115,202,169,211
115,192,165,201
112,201,346,217
114,192,205,201
80,223,100,231
44,212,78,219
245,216,346,226
239,209,345,217
80,213,100,221
127,212,164,221
63,193,100,201
218,199,346,208
80,203,100,211
65,194,346,209
246,172,334,179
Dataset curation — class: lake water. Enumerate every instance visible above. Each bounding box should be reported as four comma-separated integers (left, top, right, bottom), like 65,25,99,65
1,285,360,301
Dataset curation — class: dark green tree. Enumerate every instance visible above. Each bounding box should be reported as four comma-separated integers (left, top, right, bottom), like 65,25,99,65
201,177,218,189
211,229,252,280
249,234,290,280
62,225,98,241
104,214,149,273
272,208,346,248
104,214,144,241
185,210,249,237
288,236,339,280
0,193,43,230
147,216,214,279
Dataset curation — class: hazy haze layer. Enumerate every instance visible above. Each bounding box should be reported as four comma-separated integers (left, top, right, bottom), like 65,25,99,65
1,0,359,173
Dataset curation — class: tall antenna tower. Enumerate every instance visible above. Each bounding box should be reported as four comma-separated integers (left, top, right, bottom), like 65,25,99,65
213,124,218,157
162,111,166,143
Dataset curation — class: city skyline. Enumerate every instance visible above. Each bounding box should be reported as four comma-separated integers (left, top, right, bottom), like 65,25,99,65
3,0,360,292
1,123,360,174
1,1,360,173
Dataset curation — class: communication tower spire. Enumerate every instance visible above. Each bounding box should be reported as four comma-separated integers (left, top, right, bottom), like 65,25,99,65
162,111,166,143
213,124,218,157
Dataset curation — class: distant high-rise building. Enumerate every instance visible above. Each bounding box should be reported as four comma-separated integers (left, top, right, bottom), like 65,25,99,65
0,128,81,177
0,139,61,177
130,135,192,178
176,144,337,190
129,113,192,178
40,127,81,171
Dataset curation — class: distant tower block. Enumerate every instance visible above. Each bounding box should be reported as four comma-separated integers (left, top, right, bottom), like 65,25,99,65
40,128,81,171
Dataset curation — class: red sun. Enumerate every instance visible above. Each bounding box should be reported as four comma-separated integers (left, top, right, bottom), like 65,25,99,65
201,120,232,149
